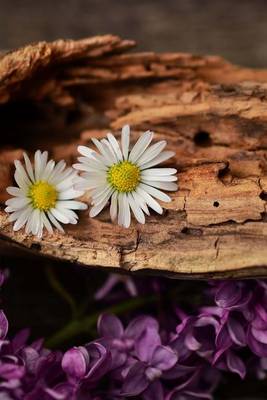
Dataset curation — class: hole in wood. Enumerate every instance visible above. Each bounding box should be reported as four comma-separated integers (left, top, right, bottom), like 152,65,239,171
260,191,267,201
30,243,41,251
194,131,212,147
213,201,220,207
181,227,203,236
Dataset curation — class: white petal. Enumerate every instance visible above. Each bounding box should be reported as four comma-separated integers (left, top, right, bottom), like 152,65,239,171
23,152,35,182
75,176,106,191
129,130,153,163
33,150,48,181
89,196,110,217
50,208,70,224
14,162,31,191
140,151,175,170
107,133,123,162
6,187,24,197
25,210,35,234
35,210,43,236
48,160,66,183
121,125,130,160
14,160,31,185
110,191,118,222
90,151,110,167
13,207,32,231
128,193,145,224
56,176,76,191
34,150,42,181
90,184,108,198
91,185,112,205
73,163,88,172
79,170,106,180
101,139,117,163
47,211,64,233
76,156,107,171
139,183,171,202
92,138,113,166
73,163,105,173
9,209,25,222
77,156,99,166
55,206,78,224
122,194,131,228
14,170,28,191
54,168,75,185
132,191,150,215
118,193,124,226
141,174,177,182
30,209,41,236
58,188,83,200
5,197,31,210
42,160,56,181
141,168,177,176
37,224,44,239
77,145,95,157
141,180,178,191
36,213,44,238
56,200,87,210
137,141,166,167
92,186,113,208
41,212,53,234
136,187,163,214
39,151,48,179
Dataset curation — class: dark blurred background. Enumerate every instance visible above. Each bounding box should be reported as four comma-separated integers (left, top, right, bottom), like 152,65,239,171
1,0,267,67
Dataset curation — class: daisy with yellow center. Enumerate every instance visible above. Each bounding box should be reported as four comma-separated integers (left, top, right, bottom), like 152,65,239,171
74,125,177,228
5,150,87,238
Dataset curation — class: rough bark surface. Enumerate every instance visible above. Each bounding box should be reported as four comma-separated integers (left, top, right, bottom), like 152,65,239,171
1,35,267,278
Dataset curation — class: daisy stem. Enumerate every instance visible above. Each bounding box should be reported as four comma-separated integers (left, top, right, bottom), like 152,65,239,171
45,267,78,318
45,294,156,349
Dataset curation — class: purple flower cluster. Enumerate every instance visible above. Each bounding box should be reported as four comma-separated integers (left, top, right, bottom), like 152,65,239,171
0,272,267,399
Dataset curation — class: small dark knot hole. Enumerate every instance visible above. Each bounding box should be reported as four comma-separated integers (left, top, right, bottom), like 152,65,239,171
30,243,41,251
213,201,220,208
194,131,212,147
260,191,267,201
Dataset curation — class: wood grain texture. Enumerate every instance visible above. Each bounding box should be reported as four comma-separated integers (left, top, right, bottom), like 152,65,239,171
1,35,267,278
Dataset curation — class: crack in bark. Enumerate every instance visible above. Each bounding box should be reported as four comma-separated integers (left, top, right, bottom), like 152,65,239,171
214,237,220,260
117,230,140,271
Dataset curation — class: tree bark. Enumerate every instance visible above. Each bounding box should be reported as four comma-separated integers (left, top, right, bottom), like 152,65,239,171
1,35,267,278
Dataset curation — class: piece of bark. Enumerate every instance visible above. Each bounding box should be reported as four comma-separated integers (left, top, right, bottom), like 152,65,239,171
1,35,267,278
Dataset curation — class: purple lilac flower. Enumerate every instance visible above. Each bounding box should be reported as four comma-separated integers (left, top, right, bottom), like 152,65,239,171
97,313,158,373
94,274,137,300
122,325,178,399
166,370,216,400
0,269,267,399
204,280,267,376
61,342,111,399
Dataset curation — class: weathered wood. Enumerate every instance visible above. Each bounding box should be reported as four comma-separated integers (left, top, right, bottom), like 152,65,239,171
1,35,267,278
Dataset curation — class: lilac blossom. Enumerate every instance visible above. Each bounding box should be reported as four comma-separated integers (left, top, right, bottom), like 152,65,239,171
94,274,137,300
0,270,266,399
97,313,158,372
122,326,178,399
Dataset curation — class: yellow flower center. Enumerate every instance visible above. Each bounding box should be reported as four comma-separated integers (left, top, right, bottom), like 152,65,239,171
108,161,140,193
28,181,57,211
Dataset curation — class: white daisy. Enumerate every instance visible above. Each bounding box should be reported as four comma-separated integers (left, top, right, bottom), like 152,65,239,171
74,125,177,228
5,150,87,238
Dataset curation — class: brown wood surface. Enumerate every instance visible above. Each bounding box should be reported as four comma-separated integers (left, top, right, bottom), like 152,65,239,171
1,35,267,278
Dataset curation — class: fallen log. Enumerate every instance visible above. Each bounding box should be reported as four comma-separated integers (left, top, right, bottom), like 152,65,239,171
1,35,267,278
